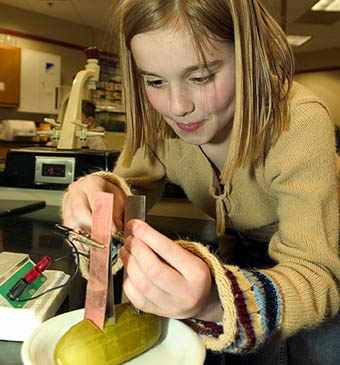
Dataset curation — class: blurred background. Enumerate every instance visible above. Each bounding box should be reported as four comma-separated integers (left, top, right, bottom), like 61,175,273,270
0,0,339,150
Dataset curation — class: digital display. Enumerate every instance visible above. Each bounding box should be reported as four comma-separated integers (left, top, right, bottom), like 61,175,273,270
42,163,66,178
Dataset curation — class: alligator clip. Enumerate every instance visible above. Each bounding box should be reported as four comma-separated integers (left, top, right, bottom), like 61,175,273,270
54,224,105,249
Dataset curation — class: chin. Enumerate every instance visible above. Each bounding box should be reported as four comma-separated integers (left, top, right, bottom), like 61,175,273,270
175,134,209,146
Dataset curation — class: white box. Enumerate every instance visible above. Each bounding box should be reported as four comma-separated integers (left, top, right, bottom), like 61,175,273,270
0,252,70,341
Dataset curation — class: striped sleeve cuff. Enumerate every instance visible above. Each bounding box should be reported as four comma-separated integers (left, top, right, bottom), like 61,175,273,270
222,266,281,353
173,239,282,353
186,267,281,354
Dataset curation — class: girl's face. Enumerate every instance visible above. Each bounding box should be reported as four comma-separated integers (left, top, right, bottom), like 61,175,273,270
130,26,235,147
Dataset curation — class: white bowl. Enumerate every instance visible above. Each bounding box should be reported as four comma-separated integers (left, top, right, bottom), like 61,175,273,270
21,309,206,365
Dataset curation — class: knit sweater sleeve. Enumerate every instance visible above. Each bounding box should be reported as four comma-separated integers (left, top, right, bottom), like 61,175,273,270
261,99,340,337
175,239,281,354
113,145,167,210
182,98,340,354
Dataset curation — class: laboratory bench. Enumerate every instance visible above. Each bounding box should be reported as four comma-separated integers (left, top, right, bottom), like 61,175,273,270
0,188,218,364
0,140,46,160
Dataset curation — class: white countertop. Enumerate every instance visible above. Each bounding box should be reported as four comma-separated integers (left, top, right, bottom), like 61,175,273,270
0,187,64,206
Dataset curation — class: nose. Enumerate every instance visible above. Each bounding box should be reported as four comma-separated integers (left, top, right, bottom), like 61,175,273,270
169,85,195,117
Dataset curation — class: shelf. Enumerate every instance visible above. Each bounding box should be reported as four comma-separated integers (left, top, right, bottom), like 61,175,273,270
96,104,125,113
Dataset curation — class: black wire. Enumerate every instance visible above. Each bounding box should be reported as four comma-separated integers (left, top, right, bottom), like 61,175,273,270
78,252,89,258
52,252,75,263
14,239,81,302
52,250,88,262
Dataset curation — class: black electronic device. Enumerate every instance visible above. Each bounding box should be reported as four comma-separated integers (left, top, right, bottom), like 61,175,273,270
0,147,120,190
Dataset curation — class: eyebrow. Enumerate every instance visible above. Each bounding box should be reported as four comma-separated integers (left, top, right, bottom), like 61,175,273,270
137,60,222,78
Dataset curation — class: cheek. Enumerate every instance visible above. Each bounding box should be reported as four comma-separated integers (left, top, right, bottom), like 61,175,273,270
205,81,235,114
145,88,167,114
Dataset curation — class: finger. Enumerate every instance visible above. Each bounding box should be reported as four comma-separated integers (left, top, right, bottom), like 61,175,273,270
120,243,212,319
120,246,170,314
122,276,163,315
123,237,186,295
123,276,184,318
64,206,92,234
121,249,198,319
64,185,93,232
127,220,204,278
112,190,125,232
64,176,126,235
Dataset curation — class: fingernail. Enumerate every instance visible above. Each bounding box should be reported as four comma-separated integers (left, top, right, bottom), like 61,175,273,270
127,219,141,233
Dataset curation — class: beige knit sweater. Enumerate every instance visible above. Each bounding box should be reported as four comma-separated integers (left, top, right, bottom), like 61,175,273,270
89,83,340,353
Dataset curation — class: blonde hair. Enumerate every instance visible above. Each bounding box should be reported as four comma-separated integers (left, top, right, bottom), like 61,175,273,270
114,0,294,182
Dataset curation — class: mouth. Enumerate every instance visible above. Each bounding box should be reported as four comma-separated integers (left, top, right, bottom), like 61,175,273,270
176,121,205,132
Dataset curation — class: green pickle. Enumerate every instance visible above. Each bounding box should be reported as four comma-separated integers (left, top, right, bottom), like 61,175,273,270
54,303,162,365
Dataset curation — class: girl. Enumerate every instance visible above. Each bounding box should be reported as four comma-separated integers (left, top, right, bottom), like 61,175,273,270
63,0,340,363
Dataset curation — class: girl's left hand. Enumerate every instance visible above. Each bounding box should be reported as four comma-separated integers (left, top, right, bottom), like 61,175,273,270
120,219,222,321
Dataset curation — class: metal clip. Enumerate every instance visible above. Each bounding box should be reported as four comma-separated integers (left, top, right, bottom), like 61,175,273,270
54,224,104,249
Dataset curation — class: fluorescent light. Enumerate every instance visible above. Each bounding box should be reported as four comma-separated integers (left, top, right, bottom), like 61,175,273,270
287,35,312,47
312,0,340,11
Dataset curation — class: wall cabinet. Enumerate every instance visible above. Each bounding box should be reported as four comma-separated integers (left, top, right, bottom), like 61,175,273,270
0,45,21,108
18,48,61,114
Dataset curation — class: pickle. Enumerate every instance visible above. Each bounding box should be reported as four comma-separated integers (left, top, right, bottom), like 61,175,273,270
54,303,162,365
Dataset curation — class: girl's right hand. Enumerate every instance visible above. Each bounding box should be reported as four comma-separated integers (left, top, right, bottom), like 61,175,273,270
62,174,127,250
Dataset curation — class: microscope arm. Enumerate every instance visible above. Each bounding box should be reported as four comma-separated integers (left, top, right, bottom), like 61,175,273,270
57,58,100,150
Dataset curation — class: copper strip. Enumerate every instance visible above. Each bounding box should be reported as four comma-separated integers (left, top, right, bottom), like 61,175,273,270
84,192,114,330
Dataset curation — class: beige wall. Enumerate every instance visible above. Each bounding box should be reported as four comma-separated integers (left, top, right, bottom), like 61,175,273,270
295,49,340,74
295,70,340,126
0,3,115,114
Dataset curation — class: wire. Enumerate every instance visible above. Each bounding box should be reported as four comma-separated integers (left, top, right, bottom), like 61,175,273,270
52,252,75,262
52,250,88,262
14,239,81,302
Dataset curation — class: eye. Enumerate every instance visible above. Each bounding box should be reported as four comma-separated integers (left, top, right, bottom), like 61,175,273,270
190,74,215,85
145,78,165,89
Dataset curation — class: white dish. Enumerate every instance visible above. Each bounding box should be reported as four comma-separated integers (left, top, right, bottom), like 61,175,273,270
21,309,206,365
